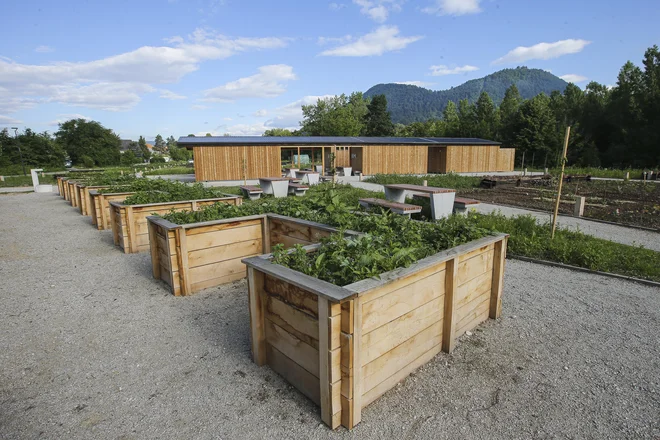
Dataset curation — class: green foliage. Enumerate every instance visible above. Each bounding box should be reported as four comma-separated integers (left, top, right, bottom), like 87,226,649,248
364,67,568,124
300,92,368,136
364,94,394,136
0,174,56,188
153,134,166,154
144,166,193,175
138,136,151,162
364,173,481,189
472,213,660,282
168,145,191,161
150,156,166,164
81,155,95,168
263,128,295,136
120,150,138,165
55,119,121,166
121,182,235,205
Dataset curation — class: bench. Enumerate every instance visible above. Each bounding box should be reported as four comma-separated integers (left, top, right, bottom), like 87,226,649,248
240,185,263,200
258,177,290,198
288,183,309,197
453,197,480,215
384,184,456,220
359,198,422,217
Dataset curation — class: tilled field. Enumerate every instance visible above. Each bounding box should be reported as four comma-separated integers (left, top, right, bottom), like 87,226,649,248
459,179,660,229
1,191,659,439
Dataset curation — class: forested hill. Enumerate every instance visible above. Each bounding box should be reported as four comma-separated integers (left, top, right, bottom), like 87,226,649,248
365,67,568,124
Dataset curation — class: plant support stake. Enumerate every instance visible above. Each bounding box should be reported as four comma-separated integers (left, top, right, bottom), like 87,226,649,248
551,126,571,239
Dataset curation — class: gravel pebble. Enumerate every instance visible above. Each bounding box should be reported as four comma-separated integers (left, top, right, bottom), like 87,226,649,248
1,191,659,439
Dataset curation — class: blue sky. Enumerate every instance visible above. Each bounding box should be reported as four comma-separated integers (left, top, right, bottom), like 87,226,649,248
0,0,658,140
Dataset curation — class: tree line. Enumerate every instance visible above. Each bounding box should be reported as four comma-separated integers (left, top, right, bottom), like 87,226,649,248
0,119,190,171
267,45,660,169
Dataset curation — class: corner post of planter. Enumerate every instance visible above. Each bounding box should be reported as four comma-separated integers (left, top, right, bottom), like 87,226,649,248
262,216,271,254
442,257,458,353
125,206,138,253
109,204,120,247
148,220,161,280
99,194,107,229
490,237,507,319
174,228,192,295
319,300,342,429
351,297,363,427
191,200,198,211
247,267,267,366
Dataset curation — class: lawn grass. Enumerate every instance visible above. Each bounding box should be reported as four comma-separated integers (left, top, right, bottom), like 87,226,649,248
144,166,194,175
0,174,56,188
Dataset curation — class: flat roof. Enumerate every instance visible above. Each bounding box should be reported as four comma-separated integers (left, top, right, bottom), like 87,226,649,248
177,136,501,148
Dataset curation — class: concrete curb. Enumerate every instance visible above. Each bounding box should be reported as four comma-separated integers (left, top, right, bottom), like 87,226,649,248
508,254,660,288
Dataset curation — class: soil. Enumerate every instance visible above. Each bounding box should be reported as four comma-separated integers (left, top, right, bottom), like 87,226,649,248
458,179,660,230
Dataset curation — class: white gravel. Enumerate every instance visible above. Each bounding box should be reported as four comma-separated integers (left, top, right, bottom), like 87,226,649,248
1,191,659,439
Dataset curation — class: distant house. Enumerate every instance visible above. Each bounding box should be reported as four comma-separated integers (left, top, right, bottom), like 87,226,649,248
120,139,137,152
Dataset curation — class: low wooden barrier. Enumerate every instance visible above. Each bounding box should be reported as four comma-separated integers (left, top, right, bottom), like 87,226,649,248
76,185,110,216
147,214,359,296
242,233,508,430
88,190,136,230
56,177,68,198
67,180,81,207
109,196,242,254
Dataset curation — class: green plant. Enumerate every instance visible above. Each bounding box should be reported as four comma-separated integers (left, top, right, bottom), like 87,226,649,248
364,173,481,190
81,155,95,168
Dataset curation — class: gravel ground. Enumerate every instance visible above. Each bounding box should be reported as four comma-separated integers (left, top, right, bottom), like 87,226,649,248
348,181,660,252
1,191,659,440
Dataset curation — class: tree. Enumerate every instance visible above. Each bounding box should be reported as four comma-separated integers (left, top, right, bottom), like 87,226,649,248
166,135,177,149
263,128,294,136
153,134,166,153
364,94,394,136
474,92,497,139
442,101,460,136
138,136,151,162
55,119,121,166
512,93,557,166
300,92,368,136
205,133,212,137
498,85,522,144
457,99,477,137
120,150,138,165
169,145,191,161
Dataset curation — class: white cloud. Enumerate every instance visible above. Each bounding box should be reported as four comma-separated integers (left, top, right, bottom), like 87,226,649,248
353,0,403,22
35,45,55,53
0,28,290,114
493,39,591,64
223,117,233,121
253,109,268,116
48,113,91,126
201,65,297,102
264,95,335,128
422,0,481,16
159,89,187,100
394,81,435,87
202,123,269,136
191,104,210,110
329,2,346,10
559,74,588,83
318,35,353,46
320,26,422,57
429,65,479,76
0,115,22,125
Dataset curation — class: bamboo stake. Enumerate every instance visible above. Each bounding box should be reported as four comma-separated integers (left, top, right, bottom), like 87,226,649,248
551,126,571,239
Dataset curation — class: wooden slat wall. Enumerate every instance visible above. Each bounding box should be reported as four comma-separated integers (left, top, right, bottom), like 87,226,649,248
427,147,447,173
193,146,281,181
335,148,350,168
445,145,514,173
497,148,516,171
269,217,333,248
361,145,428,175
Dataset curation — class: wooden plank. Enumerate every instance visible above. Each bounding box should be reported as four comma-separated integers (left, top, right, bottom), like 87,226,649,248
456,297,490,333
490,238,506,319
361,270,445,335
177,228,192,294
148,221,161,280
189,271,245,293
262,217,271,254
187,224,262,250
358,261,447,304
248,267,266,365
184,219,261,236
328,315,341,350
264,275,318,318
456,309,490,336
351,297,362,427
362,319,443,394
124,207,137,253
188,257,247,285
361,297,443,367
457,251,493,285
456,270,492,305
362,342,442,409
270,232,313,248
318,299,331,426
457,243,494,263
266,296,319,349
329,347,341,384
341,363,353,399
188,239,262,268
265,319,319,378
266,344,320,406
442,258,458,353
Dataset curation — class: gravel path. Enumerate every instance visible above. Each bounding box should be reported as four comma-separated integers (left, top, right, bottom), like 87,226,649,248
347,181,660,252
1,192,659,439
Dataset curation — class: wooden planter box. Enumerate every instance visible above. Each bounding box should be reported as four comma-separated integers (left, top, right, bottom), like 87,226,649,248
76,185,110,216
56,177,68,198
88,190,136,230
242,233,508,430
109,196,243,254
147,214,359,296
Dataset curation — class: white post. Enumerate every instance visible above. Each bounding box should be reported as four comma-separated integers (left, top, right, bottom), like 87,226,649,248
30,168,42,189
625,171,630,180
422,180,428,186
544,168,549,175
574,196,586,217
0,176,4,182
523,168,528,176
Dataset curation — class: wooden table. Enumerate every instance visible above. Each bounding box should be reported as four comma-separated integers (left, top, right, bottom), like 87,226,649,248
384,184,456,220
259,177,291,198
296,170,320,186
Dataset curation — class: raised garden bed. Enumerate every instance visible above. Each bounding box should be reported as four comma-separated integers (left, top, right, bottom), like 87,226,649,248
242,232,508,430
77,185,111,216
109,196,242,254
88,190,136,230
147,214,359,296
56,176,68,198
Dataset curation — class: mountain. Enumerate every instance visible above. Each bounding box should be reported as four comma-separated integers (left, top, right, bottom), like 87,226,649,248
364,67,569,124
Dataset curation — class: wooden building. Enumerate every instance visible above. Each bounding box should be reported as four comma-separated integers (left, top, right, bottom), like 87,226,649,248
178,136,515,181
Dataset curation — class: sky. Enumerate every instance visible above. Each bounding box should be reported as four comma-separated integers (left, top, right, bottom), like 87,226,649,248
0,0,658,140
